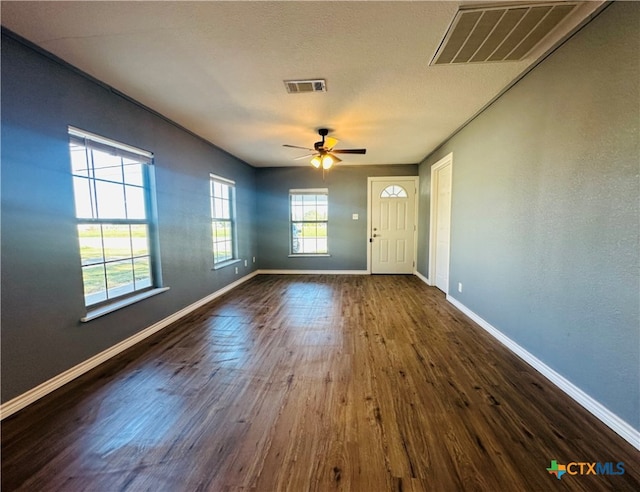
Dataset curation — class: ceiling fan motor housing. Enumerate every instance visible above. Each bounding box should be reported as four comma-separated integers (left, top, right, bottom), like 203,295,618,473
315,129,329,150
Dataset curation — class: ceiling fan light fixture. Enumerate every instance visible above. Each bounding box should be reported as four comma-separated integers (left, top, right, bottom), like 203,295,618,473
322,154,334,170
285,128,365,169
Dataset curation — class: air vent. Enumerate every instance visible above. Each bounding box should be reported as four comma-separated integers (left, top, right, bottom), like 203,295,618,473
431,2,578,65
284,79,327,93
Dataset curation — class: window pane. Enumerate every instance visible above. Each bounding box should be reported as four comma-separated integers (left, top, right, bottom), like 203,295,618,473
82,264,107,305
302,222,317,238
316,204,328,221
125,185,146,219
133,257,152,289
73,177,95,219
95,180,126,219
291,204,303,221
303,205,317,220
301,237,316,254
123,159,144,186
317,238,328,253
316,223,328,253
291,222,302,239
92,148,123,182
221,199,230,219
70,144,90,177
213,198,223,218
214,244,231,263
102,224,132,261
78,224,104,266
130,225,150,256
106,259,134,298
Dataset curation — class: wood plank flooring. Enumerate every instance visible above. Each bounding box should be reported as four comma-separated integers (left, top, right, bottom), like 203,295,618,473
2,275,639,491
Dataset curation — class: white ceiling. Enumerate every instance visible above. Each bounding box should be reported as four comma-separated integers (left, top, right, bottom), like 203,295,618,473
1,1,604,167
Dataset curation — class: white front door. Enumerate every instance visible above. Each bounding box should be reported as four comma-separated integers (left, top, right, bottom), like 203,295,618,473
430,154,452,293
370,178,417,274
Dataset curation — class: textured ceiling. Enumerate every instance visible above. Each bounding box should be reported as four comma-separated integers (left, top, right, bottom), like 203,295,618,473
1,1,604,167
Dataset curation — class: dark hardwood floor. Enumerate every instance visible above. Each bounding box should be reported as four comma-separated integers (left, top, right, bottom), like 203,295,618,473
2,275,639,491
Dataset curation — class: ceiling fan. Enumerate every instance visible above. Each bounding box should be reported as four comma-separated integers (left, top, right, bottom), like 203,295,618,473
283,128,366,169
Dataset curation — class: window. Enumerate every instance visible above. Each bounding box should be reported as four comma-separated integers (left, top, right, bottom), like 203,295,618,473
290,189,328,255
381,185,407,198
210,174,236,266
69,127,160,308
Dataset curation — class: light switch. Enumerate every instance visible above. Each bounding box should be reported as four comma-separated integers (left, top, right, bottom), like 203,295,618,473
352,213,359,220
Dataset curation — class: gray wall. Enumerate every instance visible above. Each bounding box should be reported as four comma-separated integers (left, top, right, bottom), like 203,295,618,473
256,165,417,270
416,162,432,278
1,34,258,403
417,2,639,429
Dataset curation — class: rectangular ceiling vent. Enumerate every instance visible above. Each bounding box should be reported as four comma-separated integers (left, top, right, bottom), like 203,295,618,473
431,2,578,65
284,79,327,94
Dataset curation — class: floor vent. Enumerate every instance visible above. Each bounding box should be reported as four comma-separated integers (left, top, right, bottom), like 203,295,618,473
284,79,327,93
431,2,578,65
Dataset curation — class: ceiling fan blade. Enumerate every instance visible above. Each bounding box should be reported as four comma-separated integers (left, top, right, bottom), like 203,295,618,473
324,137,339,150
293,153,317,160
328,153,342,163
332,148,367,154
283,144,315,151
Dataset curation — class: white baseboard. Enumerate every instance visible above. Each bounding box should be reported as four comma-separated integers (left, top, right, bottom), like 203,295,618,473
258,269,369,275
414,270,430,285
0,270,260,420
447,294,640,451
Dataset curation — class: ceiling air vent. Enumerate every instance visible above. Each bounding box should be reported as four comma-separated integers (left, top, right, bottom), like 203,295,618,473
431,2,578,65
284,79,327,93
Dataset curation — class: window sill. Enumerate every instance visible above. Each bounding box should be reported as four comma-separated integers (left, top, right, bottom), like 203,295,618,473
288,254,331,258
212,258,242,270
81,287,170,322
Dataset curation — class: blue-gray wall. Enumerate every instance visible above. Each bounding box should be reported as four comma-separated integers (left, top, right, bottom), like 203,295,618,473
417,2,639,429
1,33,258,403
256,165,417,270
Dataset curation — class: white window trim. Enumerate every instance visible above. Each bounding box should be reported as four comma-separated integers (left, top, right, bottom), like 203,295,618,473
213,258,242,271
81,287,170,322
69,126,153,159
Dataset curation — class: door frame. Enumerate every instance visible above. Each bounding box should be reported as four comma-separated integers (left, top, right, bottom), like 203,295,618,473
367,176,419,274
429,153,453,292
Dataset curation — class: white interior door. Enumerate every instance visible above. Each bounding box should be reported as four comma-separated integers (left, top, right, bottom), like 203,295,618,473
430,155,452,293
370,178,417,274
